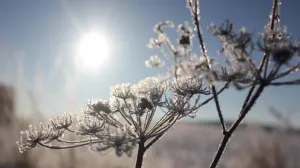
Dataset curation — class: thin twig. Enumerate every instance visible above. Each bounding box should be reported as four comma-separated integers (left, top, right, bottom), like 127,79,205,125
261,0,279,78
273,63,300,80
192,0,227,133
56,138,98,144
196,81,230,109
241,85,256,110
37,141,100,150
270,79,300,86
211,87,227,134
145,115,180,150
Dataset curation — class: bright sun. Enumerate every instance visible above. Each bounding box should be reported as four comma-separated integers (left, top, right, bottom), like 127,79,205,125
76,31,109,72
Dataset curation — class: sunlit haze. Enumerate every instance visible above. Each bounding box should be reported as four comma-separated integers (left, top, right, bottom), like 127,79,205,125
76,31,109,73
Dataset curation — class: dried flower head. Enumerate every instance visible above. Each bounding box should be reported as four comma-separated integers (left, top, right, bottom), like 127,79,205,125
145,55,164,68
17,123,64,153
91,127,136,157
110,84,136,100
50,113,73,130
77,115,106,135
171,77,209,96
86,100,112,115
272,47,294,64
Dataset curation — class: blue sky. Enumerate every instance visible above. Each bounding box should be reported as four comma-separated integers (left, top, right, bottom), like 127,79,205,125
0,0,299,126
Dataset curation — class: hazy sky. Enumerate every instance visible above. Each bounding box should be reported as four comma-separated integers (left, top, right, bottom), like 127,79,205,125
0,0,299,126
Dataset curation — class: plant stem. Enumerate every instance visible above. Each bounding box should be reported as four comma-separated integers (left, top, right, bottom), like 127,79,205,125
135,141,146,168
209,85,265,168
191,0,227,135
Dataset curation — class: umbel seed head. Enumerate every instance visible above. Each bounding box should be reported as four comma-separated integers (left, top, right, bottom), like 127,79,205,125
179,35,190,46
272,48,293,64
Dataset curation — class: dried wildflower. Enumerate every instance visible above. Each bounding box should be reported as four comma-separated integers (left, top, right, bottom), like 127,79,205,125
171,77,209,96
179,35,190,46
214,67,254,85
77,116,106,135
136,77,166,104
154,20,174,34
110,84,136,100
86,100,112,114
17,1,300,168
92,127,136,157
50,113,73,130
272,48,294,64
138,98,153,111
163,94,198,117
145,55,164,68
210,20,253,57
17,123,63,153
147,38,163,48
109,97,123,113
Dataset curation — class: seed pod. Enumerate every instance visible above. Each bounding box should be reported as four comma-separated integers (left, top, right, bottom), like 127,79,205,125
272,48,293,64
179,35,190,46
139,98,153,111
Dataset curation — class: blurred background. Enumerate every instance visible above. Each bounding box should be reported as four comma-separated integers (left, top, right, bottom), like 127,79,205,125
0,0,300,168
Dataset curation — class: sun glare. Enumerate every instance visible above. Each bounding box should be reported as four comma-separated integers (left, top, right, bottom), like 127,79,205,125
76,31,109,73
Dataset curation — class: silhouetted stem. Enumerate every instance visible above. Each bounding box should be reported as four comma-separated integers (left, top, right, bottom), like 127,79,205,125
211,86,227,134
191,0,227,134
145,115,180,150
209,85,265,168
260,0,278,77
241,85,256,110
270,79,300,86
273,63,300,80
135,141,146,168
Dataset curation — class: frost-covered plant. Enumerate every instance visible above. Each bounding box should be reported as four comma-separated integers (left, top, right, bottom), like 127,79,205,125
17,77,227,168
18,0,300,168
145,0,300,167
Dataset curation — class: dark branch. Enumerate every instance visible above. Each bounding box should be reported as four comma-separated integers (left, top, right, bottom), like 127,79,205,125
270,79,300,86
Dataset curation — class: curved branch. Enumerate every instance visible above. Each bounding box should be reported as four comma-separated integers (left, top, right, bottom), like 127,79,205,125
37,140,102,150
56,138,99,144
